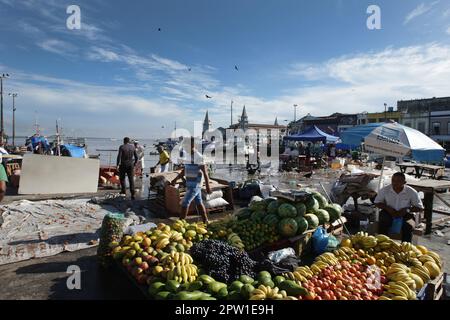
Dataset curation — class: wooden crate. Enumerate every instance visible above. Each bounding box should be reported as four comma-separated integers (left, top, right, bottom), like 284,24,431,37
424,272,445,300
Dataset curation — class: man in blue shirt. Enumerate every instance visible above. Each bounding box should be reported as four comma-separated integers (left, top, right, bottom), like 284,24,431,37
170,137,212,224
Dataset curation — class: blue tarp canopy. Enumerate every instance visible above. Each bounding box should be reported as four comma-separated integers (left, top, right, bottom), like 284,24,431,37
340,123,383,147
284,126,339,143
61,144,86,158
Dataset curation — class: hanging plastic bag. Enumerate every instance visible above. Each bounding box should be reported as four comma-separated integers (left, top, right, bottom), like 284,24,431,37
268,247,296,264
326,234,340,252
312,227,329,255
390,217,403,234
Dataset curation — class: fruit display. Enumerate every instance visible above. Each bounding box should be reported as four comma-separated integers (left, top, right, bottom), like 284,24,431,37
190,240,257,283
106,208,443,301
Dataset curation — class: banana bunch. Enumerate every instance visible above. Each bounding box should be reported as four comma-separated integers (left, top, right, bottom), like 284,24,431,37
249,285,288,300
227,232,245,250
283,271,308,283
333,247,356,262
350,232,378,249
154,234,171,249
424,251,443,268
382,281,417,300
410,265,431,283
169,230,184,242
294,266,314,279
314,252,340,266
171,219,188,232
166,263,198,284
160,251,194,266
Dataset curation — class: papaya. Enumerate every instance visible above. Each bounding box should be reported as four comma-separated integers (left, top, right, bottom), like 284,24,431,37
278,280,308,296
187,280,203,291
217,287,229,299
165,280,181,293
173,290,204,300
208,281,227,294
155,291,172,300
148,282,166,296
273,276,286,286
229,280,244,292
257,271,272,281
227,290,243,300
240,284,255,300
239,275,254,284
198,274,215,284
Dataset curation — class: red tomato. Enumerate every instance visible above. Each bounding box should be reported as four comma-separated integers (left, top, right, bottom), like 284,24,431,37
315,287,323,295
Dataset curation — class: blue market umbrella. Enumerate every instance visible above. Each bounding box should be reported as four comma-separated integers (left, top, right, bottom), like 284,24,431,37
341,122,444,163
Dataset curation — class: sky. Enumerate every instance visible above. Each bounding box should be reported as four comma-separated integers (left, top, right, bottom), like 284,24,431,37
0,0,450,139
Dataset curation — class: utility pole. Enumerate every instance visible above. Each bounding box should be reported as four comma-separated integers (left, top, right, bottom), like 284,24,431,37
9,93,17,146
384,103,387,122
0,73,10,144
230,100,234,126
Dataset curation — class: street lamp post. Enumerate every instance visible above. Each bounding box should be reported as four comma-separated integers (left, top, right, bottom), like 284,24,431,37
9,93,17,146
293,104,299,122
0,73,10,144
384,103,387,122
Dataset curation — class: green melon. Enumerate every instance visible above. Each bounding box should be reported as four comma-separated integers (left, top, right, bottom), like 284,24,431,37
313,193,328,209
278,218,298,238
236,208,252,220
324,204,342,223
295,203,306,217
267,201,280,215
305,197,319,212
294,217,308,235
251,210,266,222
278,203,298,218
263,213,279,226
264,197,278,206
249,196,266,212
314,209,330,225
304,213,319,229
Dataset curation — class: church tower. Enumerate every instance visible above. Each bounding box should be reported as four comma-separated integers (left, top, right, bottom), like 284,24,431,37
240,106,249,130
203,110,211,135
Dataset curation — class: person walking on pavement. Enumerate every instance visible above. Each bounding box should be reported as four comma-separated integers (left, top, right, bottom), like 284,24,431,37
170,137,212,224
117,137,138,199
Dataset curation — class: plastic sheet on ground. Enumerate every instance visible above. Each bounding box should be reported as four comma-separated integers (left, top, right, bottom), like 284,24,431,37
0,199,120,265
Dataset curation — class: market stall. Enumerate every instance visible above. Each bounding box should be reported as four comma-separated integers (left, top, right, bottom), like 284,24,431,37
100,187,446,301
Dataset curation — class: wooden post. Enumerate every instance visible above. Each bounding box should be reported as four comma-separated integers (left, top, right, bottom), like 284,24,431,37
424,190,434,235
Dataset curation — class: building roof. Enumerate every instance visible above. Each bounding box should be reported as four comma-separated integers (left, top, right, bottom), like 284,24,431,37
229,123,287,130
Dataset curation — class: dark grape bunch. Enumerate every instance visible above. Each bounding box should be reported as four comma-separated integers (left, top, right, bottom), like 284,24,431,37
190,240,256,283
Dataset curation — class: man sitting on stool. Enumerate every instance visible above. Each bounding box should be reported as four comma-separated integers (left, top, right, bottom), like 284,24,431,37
375,172,424,242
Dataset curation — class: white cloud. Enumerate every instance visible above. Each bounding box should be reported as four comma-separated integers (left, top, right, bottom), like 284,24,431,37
37,39,76,56
447,26,450,35
404,1,440,25
87,47,120,62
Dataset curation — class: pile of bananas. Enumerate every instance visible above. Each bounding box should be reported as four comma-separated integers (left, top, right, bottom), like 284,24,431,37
227,232,245,250
350,232,378,249
171,220,211,243
249,285,293,300
283,266,313,284
379,281,417,300
160,252,199,284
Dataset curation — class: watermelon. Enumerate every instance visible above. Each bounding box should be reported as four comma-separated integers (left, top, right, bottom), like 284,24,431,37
304,213,319,229
305,197,319,212
263,214,279,226
314,209,330,225
249,196,267,212
295,203,306,217
267,201,280,215
264,197,278,206
324,204,342,223
251,210,266,222
278,218,298,238
278,203,298,218
294,217,308,235
236,208,252,220
313,194,328,209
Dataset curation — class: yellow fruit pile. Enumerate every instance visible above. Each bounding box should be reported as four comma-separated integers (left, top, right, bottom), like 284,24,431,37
249,285,294,300
159,252,199,284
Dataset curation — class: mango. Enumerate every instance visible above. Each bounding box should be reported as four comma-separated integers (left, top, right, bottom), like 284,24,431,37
208,281,227,294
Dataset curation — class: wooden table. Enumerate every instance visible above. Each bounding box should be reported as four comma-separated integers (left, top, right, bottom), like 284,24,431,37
407,179,450,234
398,163,444,179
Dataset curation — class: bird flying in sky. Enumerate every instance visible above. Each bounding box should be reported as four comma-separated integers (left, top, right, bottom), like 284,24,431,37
235,65,239,71
205,95,212,99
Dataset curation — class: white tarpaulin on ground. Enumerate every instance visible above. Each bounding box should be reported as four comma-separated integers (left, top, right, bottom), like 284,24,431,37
0,199,115,265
